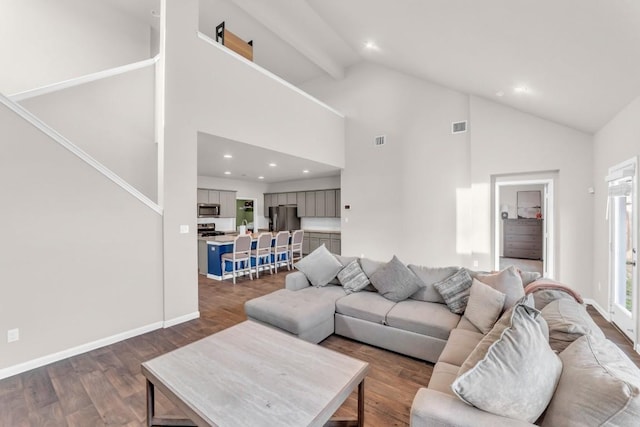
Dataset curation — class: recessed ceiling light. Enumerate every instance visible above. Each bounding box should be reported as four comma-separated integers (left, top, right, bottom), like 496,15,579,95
303,170,310,174
258,176,265,180
514,86,530,94
223,154,232,158
496,90,505,97
224,171,231,175
364,41,379,50
269,163,277,167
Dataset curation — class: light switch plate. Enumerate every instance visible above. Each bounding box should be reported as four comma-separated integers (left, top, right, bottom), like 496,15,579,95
180,225,189,234
7,328,19,343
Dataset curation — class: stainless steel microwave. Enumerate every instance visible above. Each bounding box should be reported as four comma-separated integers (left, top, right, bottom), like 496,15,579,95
197,203,220,217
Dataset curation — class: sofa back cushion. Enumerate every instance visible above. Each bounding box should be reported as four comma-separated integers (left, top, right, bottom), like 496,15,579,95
407,265,459,303
476,266,525,312
452,302,561,423
542,335,640,426
541,298,605,352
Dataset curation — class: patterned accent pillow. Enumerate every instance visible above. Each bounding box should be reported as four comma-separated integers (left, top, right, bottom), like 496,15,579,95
433,268,473,314
338,259,371,294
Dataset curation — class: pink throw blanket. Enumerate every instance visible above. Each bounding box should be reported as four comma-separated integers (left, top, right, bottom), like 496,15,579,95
524,279,584,304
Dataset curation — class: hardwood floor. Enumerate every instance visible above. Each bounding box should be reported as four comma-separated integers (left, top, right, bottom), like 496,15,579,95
0,272,637,426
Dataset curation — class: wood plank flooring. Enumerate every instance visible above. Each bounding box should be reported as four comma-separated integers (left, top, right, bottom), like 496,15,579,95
0,271,638,426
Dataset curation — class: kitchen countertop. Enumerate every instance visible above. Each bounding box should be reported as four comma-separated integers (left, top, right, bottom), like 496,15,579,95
303,229,341,233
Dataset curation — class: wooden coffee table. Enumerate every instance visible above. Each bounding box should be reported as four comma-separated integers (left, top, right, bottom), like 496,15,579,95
141,320,369,427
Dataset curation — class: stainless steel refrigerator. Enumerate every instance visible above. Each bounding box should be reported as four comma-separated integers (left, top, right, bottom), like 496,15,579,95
269,205,300,232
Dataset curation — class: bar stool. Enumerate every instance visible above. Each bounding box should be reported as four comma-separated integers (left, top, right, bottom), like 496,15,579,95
221,234,253,284
251,232,273,278
272,231,290,273
289,230,304,267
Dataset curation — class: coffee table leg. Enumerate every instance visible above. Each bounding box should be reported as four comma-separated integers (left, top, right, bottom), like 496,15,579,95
147,380,156,427
357,379,365,427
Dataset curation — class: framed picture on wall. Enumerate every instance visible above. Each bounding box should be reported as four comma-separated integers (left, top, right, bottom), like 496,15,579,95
517,191,541,219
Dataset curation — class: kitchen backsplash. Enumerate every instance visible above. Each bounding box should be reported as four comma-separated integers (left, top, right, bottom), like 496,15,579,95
301,217,341,231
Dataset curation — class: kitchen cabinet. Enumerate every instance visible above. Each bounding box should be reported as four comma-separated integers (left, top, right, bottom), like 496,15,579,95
315,191,325,216
197,189,220,204
277,193,287,206
264,194,273,217
325,190,336,217
219,191,236,218
197,189,209,204
336,190,341,216
306,192,316,217
287,193,297,205
304,231,341,255
297,192,306,217
198,240,208,275
209,190,220,204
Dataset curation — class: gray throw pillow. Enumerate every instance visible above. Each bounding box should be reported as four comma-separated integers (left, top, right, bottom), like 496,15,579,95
542,335,640,426
476,266,525,313
541,298,605,352
433,269,473,314
464,279,506,334
519,270,542,286
369,256,422,302
358,258,385,292
294,244,343,287
452,303,562,423
338,259,370,294
407,265,459,303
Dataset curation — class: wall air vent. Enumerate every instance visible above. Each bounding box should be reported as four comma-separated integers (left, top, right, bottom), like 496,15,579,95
374,135,387,146
452,121,468,134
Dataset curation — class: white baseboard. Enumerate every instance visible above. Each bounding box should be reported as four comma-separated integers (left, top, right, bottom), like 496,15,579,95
0,321,163,381
584,298,611,322
163,311,200,328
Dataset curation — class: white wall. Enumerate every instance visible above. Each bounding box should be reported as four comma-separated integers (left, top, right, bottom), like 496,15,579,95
20,67,157,201
160,0,345,322
303,62,471,265
0,102,163,375
469,96,593,294
0,0,151,95
592,95,640,311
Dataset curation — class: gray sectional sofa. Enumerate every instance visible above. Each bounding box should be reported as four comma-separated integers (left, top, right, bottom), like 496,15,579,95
244,253,640,426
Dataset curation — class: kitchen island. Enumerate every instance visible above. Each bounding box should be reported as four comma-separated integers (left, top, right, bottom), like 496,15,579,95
203,232,287,281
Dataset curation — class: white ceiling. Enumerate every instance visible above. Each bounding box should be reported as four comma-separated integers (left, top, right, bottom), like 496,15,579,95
197,132,341,183
111,0,640,179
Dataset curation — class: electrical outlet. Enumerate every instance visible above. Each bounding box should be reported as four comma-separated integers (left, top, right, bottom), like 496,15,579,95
179,225,189,234
7,328,19,343
473,260,479,267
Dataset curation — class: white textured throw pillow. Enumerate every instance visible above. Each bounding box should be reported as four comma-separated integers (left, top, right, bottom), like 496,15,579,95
452,303,562,423
464,279,506,334
294,244,343,287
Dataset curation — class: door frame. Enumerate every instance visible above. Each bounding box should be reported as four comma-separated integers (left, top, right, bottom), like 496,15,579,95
606,157,638,345
494,177,555,278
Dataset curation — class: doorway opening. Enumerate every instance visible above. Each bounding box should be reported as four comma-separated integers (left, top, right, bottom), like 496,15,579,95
494,175,555,278
607,158,638,344
236,198,255,233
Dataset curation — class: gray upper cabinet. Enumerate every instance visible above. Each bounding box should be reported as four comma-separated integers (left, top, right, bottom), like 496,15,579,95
325,190,336,217
336,190,341,217
286,193,297,205
315,191,325,216
208,190,220,204
297,192,306,217
197,189,209,204
220,191,236,218
277,193,287,206
306,191,316,216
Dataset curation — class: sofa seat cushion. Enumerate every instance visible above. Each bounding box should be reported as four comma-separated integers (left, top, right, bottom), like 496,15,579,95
244,288,337,335
438,328,484,367
542,335,640,426
427,362,459,397
335,292,396,324
297,285,349,302
385,300,460,341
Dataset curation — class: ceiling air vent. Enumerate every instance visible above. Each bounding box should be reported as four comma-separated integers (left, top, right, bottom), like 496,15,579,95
452,121,468,134
374,135,387,146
